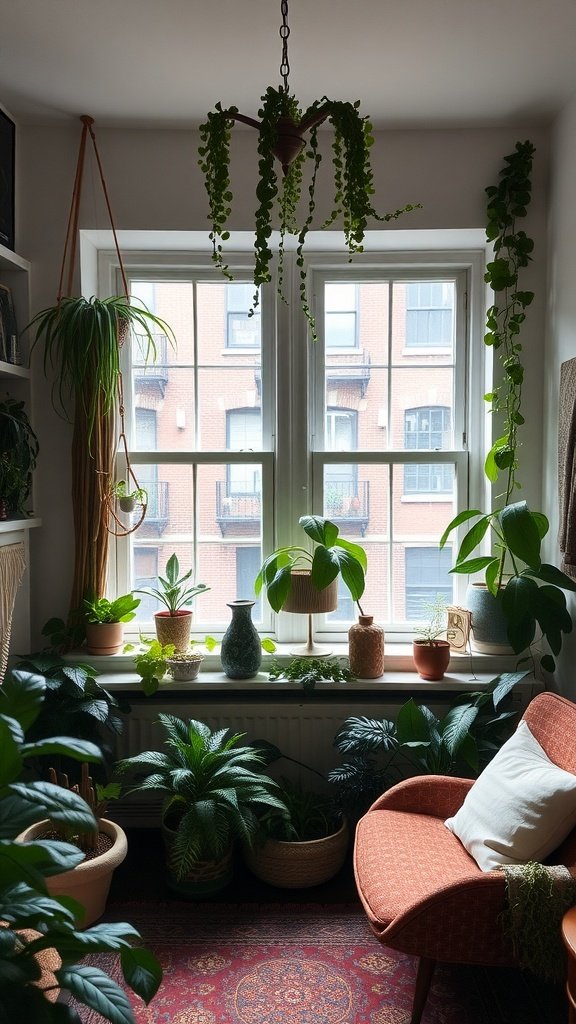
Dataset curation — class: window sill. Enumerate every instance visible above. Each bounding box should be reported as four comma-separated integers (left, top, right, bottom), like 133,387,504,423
72,643,529,692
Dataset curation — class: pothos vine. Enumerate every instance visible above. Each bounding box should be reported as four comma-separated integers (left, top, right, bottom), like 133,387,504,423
198,86,420,339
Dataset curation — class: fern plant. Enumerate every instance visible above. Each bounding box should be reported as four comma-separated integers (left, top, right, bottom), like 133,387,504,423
116,717,288,881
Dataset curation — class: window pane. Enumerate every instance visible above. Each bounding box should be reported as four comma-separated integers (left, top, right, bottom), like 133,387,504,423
403,280,455,348
390,369,454,449
405,546,454,619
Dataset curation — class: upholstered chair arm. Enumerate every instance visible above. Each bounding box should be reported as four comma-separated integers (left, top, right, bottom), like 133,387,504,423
366,775,474,818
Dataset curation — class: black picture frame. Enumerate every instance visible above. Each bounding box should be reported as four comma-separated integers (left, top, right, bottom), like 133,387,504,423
0,284,18,364
0,107,15,251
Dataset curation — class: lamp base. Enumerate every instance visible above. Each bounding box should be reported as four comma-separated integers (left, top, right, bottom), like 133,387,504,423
289,640,333,658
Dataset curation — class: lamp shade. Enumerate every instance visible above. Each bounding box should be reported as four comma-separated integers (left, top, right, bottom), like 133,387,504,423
282,570,338,614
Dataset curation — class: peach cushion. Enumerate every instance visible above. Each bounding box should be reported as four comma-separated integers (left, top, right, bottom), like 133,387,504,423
445,720,576,870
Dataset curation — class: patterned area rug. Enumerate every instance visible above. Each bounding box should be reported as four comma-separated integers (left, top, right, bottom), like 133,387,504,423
77,902,566,1024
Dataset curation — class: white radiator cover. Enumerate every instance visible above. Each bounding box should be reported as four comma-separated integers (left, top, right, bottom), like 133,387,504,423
112,683,536,827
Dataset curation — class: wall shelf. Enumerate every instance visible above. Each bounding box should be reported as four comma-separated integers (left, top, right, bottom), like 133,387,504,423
0,518,41,533
0,360,30,380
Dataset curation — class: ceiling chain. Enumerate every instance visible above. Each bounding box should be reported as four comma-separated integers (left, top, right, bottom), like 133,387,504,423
279,0,290,92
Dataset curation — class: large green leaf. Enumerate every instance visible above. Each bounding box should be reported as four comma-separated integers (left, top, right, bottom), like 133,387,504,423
490,671,530,708
0,670,46,731
501,576,537,653
299,515,338,547
266,564,294,612
311,545,365,600
439,508,482,549
0,720,23,789
21,737,102,763
455,515,491,563
440,704,478,757
8,781,97,831
524,562,576,592
499,501,541,568
58,963,136,1024
120,946,163,1004
0,839,84,889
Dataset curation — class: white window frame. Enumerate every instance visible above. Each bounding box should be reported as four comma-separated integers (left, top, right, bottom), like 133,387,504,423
95,241,487,645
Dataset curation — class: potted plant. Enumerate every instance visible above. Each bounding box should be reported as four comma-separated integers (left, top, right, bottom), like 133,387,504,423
83,592,140,656
412,595,451,681
126,635,218,694
1,668,162,1022
267,655,353,694
16,763,127,929
0,397,39,519
27,293,175,614
109,478,148,513
255,514,367,612
199,82,418,337
136,552,210,652
328,673,525,819
244,742,349,889
440,141,576,674
115,717,288,897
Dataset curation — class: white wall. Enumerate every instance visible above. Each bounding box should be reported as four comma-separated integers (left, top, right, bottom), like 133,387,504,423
16,123,550,645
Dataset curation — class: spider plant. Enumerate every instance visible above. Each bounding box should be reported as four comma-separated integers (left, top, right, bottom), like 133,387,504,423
27,295,175,446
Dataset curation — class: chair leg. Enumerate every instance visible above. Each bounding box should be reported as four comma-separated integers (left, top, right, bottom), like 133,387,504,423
410,956,436,1024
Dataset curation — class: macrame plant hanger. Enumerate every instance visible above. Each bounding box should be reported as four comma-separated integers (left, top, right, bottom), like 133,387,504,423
63,115,147,538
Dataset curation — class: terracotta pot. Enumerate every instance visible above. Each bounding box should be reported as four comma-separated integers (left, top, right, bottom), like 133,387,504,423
155,610,192,652
16,818,128,928
412,639,451,681
245,818,349,889
85,621,124,656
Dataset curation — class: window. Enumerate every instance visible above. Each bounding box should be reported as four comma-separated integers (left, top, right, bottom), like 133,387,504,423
110,251,478,641
226,282,261,348
325,282,358,348
404,406,452,494
405,546,454,620
405,281,454,348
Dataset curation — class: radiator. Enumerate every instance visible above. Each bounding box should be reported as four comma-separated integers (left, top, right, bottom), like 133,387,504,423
112,682,536,827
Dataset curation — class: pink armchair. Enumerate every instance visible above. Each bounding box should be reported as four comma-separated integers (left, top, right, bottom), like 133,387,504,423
353,691,576,1024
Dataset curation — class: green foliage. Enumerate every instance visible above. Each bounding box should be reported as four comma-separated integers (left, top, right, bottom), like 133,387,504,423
255,514,367,612
115,718,288,880
328,673,526,815
0,669,162,1023
11,652,126,785
0,398,39,516
255,777,342,842
83,592,140,624
413,595,448,644
110,480,148,506
441,141,576,674
135,552,210,615
268,656,353,694
126,635,219,696
27,294,175,449
198,87,419,337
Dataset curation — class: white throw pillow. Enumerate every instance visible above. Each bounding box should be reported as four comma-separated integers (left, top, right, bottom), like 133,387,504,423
444,719,576,871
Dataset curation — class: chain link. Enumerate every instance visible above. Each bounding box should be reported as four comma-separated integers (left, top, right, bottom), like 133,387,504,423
279,0,290,92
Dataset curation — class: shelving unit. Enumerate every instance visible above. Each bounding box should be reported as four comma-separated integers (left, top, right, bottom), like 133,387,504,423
0,242,41,659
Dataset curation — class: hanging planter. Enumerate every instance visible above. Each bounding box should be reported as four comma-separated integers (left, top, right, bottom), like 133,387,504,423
198,1,420,338
26,116,175,614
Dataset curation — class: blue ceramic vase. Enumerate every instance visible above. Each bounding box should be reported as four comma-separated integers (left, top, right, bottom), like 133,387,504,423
221,600,262,679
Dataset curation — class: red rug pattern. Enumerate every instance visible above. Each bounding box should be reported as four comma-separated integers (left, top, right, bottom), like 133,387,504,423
82,902,565,1024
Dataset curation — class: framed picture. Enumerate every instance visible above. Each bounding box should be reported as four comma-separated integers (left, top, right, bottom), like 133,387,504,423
0,284,18,364
0,107,15,251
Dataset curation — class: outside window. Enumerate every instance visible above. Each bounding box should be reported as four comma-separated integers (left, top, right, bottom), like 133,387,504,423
325,282,358,348
112,259,474,640
404,406,452,493
405,281,454,348
226,282,261,348
405,546,454,620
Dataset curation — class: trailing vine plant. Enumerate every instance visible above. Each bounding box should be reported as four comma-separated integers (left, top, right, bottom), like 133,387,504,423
198,86,419,339
441,140,576,673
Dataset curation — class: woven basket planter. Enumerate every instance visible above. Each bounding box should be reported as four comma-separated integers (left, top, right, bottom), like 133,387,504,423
161,820,233,897
154,610,192,653
245,817,349,889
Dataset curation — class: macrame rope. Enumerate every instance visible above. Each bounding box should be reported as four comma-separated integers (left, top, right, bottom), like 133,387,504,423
0,542,26,682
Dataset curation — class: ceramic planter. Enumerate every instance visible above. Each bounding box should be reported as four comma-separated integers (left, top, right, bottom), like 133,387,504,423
119,496,136,513
166,653,204,681
245,817,349,889
412,639,451,681
465,582,514,654
16,818,128,928
221,600,261,679
154,610,192,652
85,621,124,656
